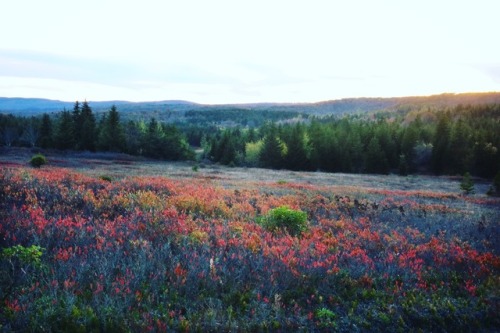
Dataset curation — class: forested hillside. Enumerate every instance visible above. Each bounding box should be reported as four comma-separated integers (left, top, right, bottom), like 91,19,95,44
1,98,499,179
2,92,500,119
0,101,194,161
204,104,500,178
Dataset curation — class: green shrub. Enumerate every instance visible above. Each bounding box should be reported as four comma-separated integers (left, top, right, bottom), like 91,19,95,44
315,307,337,328
261,205,308,237
99,175,113,182
460,172,474,195
30,154,47,168
2,244,44,267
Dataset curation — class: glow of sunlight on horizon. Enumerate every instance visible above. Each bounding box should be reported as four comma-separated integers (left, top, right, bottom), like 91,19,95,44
0,0,499,103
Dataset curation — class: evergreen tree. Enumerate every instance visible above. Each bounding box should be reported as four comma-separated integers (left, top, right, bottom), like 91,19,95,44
431,113,451,174
474,140,498,178
219,131,237,165
142,118,163,158
348,131,364,173
55,111,74,150
39,114,53,149
161,124,194,160
208,130,238,165
124,120,141,155
97,105,125,152
400,121,420,172
398,154,409,176
78,101,96,151
283,124,310,171
307,120,327,170
71,101,81,149
448,118,473,174
0,114,20,146
375,122,398,168
259,124,284,169
365,137,389,174
460,172,475,195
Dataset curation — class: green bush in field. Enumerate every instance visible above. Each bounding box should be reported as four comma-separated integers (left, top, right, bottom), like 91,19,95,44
460,172,474,195
99,175,113,182
30,154,47,168
261,206,308,237
2,244,44,267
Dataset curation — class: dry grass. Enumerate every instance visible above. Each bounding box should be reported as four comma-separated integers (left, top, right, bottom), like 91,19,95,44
1,147,492,195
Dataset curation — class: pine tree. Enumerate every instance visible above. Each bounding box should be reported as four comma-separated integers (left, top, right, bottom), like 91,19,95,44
259,124,284,169
431,113,451,174
400,122,420,172
460,172,475,195
365,137,389,174
448,119,473,174
124,120,141,155
162,124,193,160
72,101,81,149
284,124,310,171
348,131,364,173
39,114,53,149
142,118,163,158
55,111,74,150
78,101,96,151
375,122,398,168
398,154,409,176
98,105,125,152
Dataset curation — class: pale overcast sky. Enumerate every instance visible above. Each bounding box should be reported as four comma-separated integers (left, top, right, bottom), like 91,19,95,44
1,0,499,104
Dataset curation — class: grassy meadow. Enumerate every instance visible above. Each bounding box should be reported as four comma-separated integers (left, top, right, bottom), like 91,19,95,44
1,149,499,332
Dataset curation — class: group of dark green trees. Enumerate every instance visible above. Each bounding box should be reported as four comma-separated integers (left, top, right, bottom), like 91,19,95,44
1,102,499,179
0,101,193,160
205,104,500,178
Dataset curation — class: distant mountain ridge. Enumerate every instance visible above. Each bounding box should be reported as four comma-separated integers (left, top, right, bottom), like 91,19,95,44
1,92,500,116
0,97,198,115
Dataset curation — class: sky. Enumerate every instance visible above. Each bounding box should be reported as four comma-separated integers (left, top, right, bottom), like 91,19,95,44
1,0,499,104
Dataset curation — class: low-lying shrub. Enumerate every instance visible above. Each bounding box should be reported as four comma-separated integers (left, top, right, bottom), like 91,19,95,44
260,205,308,237
30,154,47,168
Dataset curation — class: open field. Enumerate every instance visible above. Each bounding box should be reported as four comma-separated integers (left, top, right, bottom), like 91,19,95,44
1,149,499,332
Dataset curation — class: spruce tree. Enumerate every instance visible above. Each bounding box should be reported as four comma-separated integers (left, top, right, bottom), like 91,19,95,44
431,113,451,174
284,124,310,171
365,137,389,174
55,111,74,150
72,101,81,149
98,105,125,152
39,113,53,149
79,101,96,151
259,124,284,169
460,172,475,195
142,118,163,158
448,119,473,174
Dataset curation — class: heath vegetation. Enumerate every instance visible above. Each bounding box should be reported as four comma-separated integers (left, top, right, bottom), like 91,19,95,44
0,159,498,331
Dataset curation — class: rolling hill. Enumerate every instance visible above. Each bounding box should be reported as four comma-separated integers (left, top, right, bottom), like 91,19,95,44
1,92,499,118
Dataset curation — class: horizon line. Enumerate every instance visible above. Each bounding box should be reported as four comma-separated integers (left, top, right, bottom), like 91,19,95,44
2,91,500,106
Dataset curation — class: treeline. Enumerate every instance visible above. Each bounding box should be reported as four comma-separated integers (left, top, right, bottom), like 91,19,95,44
204,104,500,178
0,101,193,160
181,108,304,127
1,102,499,178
